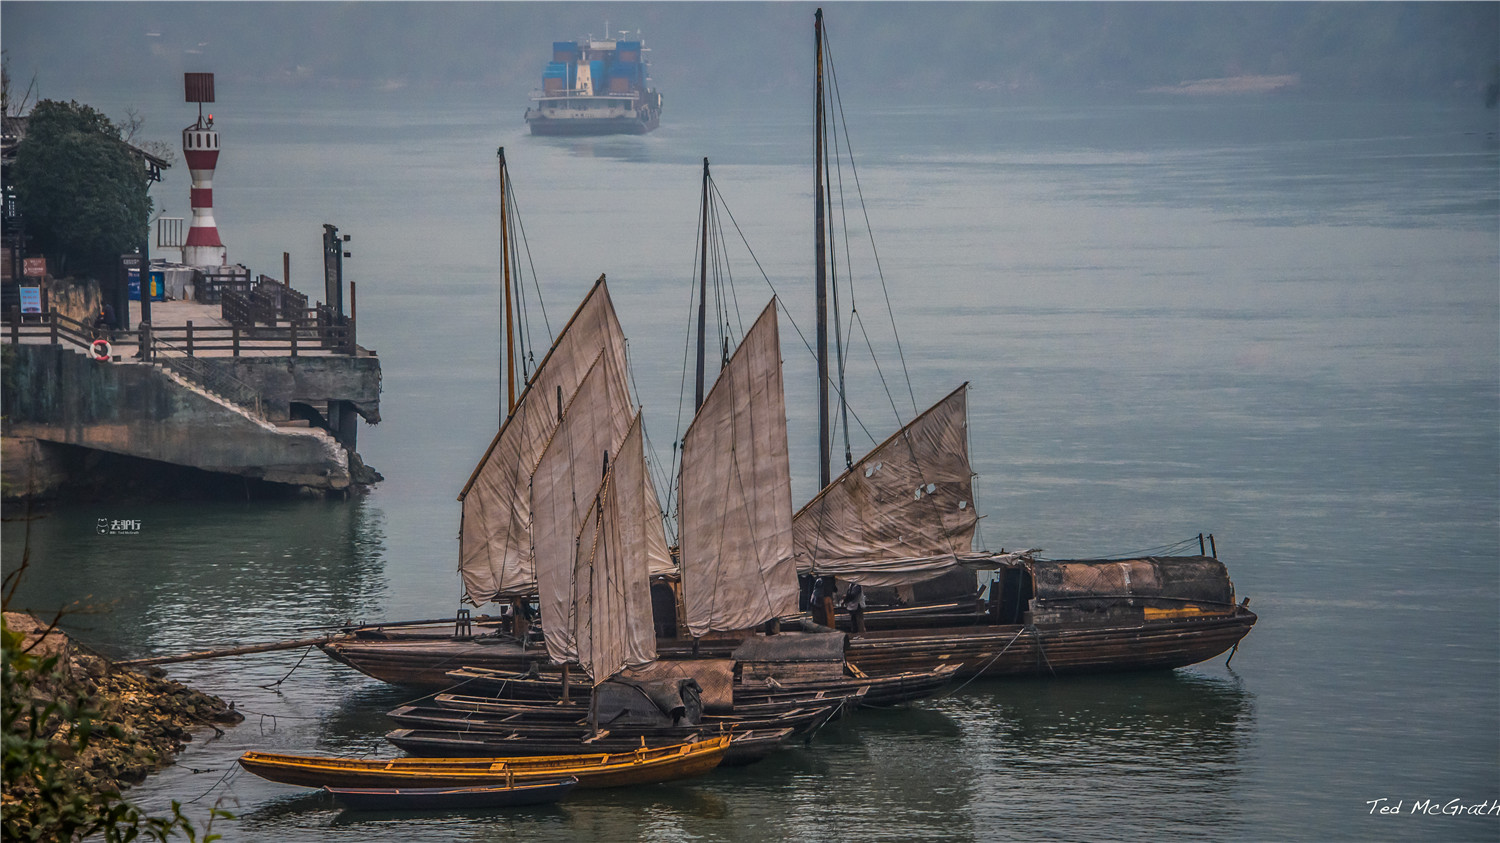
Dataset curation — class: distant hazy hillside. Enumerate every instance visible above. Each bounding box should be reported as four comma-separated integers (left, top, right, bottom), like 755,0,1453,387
5,2,1497,106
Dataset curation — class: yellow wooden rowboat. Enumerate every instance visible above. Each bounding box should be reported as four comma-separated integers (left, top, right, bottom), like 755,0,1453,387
238,734,730,790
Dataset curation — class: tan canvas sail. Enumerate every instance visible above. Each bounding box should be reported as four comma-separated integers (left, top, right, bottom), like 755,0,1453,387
457,276,630,604
793,384,992,588
640,458,674,580
531,350,633,663
679,300,800,637
568,415,660,683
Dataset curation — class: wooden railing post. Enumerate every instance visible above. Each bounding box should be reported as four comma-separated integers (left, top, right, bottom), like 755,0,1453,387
290,316,298,358
186,320,194,357
9,306,18,345
49,309,59,346
232,325,241,357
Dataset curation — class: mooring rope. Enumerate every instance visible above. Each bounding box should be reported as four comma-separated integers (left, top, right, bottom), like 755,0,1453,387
940,625,1031,697
258,644,313,689
186,764,241,804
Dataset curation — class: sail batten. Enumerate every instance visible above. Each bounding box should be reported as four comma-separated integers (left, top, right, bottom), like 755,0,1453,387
458,277,631,605
679,301,800,637
792,384,985,588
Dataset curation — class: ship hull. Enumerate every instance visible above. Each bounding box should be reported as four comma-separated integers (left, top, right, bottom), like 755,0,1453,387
526,110,659,136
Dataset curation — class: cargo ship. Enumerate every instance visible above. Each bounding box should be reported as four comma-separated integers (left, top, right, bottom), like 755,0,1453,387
524,36,662,136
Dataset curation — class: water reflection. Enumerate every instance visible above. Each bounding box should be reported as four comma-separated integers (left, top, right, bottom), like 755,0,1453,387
527,134,658,163
317,682,430,754
934,670,1255,839
233,788,571,830
1,497,390,660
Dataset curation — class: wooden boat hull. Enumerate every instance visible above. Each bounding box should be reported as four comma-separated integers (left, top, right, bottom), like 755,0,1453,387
323,778,576,810
384,728,791,766
323,610,1254,689
445,665,951,710
238,735,729,790
386,701,847,736
717,728,795,766
843,609,1257,678
319,636,542,688
749,664,960,707
431,686,868,719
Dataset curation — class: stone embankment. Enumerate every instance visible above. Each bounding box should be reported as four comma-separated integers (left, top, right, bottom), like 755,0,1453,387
2,612,244,807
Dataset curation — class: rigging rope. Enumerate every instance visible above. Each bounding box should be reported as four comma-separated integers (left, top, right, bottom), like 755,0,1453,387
676,158,896,486
823,22,919,420
1049,536,1207,561
708,194,882,451
505,180,552,346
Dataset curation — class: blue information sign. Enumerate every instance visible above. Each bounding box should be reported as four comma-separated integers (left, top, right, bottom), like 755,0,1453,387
18,286,41,314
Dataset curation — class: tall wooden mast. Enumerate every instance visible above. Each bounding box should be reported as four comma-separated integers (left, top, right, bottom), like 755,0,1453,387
498,147,516,420
695,157,710,411
814,8,831,489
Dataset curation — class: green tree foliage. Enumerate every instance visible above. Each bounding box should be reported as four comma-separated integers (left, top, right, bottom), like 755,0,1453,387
3,545,230,841
12,99,150,280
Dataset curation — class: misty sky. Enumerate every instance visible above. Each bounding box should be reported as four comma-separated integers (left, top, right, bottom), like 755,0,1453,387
6,2,1497,118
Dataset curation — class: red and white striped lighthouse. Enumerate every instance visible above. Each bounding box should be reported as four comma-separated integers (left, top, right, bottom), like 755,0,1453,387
182,73,226,267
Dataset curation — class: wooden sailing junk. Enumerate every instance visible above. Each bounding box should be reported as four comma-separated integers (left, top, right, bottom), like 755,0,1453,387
320,9,1254,702
794,7,1255,676
235,12,1261,808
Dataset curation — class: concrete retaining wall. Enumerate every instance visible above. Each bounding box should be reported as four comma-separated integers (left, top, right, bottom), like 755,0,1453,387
2,344,352,491
216,355,382,423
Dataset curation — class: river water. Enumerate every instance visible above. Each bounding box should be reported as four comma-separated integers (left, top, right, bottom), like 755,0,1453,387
3,87,1497,841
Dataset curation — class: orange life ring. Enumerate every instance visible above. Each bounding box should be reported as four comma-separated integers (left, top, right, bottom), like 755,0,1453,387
90,339,111,361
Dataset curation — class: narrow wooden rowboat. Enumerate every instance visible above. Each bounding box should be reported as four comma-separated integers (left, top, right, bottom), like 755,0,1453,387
381,693,864,744
744,664,961,708
443,663,954,709
386,727,797,767
238,734,729,790
429,685,862,719
323,777,577,810
389,693,862,737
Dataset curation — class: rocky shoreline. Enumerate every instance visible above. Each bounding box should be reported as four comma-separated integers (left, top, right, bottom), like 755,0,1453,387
2,612,244,811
